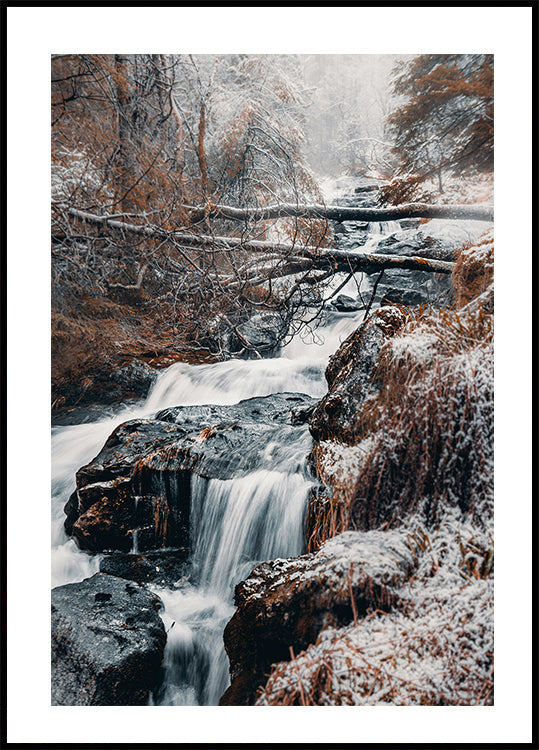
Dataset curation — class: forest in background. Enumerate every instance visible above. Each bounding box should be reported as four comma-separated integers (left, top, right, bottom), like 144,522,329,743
51,53,493,410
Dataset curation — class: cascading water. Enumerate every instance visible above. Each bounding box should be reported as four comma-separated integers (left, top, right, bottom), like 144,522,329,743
50,177,386,705
150,432,313,706
359,220,401,254
50,305,367,702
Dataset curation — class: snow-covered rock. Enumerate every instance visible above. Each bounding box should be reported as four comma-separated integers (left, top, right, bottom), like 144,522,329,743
220,528,417,705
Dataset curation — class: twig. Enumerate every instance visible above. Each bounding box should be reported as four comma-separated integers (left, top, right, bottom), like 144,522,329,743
364,269,385,319
289,646,309,706
347,564,359,625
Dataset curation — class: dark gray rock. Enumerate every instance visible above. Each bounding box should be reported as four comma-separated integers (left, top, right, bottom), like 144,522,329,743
398,218,422,230
236,312,288,358
366,266,454,310
51,573,166,705
221,529,414,705
359,229,456,309
380,288,429,307
115,361,157,399
203,311,289,359
99,548,189,586
68,393,316,553
52,401,136,427
375,230,458,262
354,184,379,193
334,192,379,209
330,294,364,313
309,307,407,444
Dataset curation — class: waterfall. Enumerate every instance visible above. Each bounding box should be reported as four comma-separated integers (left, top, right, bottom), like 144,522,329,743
50,305,363,702
150,431,314,706
50,176,381,705
50,306,366,586
360,219,400,254
191,469,309,592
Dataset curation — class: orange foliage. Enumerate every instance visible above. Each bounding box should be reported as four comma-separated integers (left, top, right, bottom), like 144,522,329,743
384,55,493,203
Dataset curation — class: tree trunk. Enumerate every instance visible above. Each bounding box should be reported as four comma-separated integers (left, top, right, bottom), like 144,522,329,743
185,201,493,223
114,55,133,213
61,206,456,278
197,100,209,198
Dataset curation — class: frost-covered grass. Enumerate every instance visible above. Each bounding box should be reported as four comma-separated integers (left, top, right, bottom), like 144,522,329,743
239,527,416,616
288,228,495,706
257,514,493,706
313,438,375,499
432,172,493,206
313,231,494,543
453,228,494,308
309,300,494,543
355,329,493,530
458,227,493,264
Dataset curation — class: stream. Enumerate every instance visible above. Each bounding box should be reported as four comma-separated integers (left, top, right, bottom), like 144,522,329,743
51,177,472,705
51,304,366,704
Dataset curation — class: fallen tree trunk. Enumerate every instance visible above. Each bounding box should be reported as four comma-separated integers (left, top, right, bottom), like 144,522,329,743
58,206,455,277
224,252,453,292
184,201,494,223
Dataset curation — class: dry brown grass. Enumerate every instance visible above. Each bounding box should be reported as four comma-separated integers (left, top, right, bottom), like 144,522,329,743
452,230,493,308
257,589,494,706
288,231,496,703
51,290,217,411
350,306,493,531
257,518,494,706
307,486,351,554
308,299,493,548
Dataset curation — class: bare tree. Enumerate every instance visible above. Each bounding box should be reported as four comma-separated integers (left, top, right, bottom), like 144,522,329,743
52,54,491,365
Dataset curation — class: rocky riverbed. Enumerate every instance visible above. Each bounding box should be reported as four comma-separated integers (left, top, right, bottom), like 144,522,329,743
52,178,494,706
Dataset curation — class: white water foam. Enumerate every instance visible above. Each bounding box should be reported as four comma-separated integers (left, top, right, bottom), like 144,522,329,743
49,177,376,703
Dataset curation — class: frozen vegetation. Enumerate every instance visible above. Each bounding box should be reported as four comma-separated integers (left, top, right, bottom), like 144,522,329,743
257,516,493,706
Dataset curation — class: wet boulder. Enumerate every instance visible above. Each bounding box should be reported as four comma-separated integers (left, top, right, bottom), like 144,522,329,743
113,360,158,400
380,288,428,307
369,230,457,309
309,307,406,444
51,573,166,705
374,230,454,259
398,217,422,230
236,312,288,359
220,529,415,705
67,393,316,553
354,184,379,194
330,294,364,313
202,311,288,359
99,548,189,586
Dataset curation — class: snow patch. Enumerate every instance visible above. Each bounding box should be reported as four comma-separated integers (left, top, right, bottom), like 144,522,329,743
316,437,376,488
422,218,492,249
